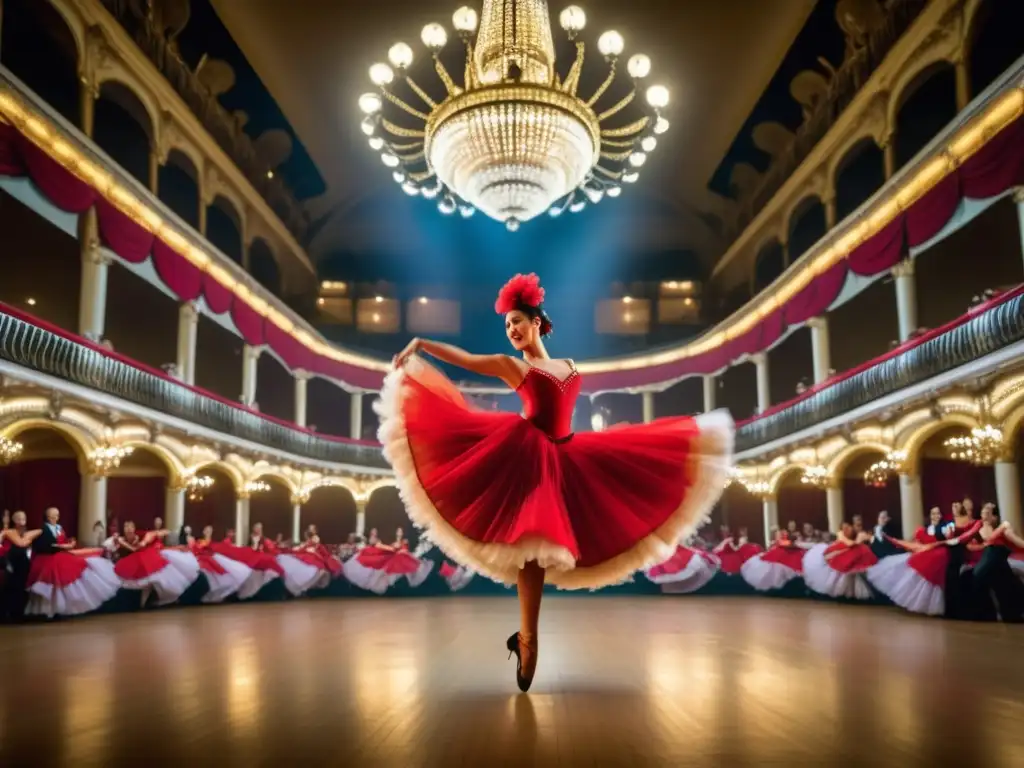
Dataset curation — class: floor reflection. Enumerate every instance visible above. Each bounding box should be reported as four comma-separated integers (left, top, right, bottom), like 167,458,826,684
1,597,1023,766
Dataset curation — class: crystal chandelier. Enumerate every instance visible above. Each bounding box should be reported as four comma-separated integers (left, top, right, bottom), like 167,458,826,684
186,474,215,502
89,445,134,476
244,480,272,496
944,425,1004,466
0,436,24,465
741,478,771,497
800,464,829,489
358,2,670,231
863,450,905,488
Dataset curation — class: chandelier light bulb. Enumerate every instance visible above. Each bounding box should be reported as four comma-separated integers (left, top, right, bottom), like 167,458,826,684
654,116,670,134
607,185,622,198
358,92,382,114
641,136,657,152
646,84,670,109
392,171,406,183
388,42,414,70
570,200,586,213
421,22,448,52
549,206,563,217
622,171,639,183
452,6,479,34
627,54,652,79
598,31,625,59
583,186,605,204
438,197,457,215
360,116,377,136
459,205,475,218
402,182,419,195
368,136,385,150
381,152,400,168
559,6,586,34
369,62,395,87
421,184,441,199
506,217,521,232
629,151,647,167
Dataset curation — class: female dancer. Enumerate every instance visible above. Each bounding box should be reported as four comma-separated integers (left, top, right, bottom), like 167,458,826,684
644,543,720,593
740,526,808,592
380,273,733,690
342,526,433,595
802,522,878,600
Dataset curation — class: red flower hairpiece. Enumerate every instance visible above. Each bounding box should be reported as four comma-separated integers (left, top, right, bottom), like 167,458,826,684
494,273,545,314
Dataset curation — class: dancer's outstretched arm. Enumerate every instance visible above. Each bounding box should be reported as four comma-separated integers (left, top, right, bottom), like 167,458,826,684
395,337,522,387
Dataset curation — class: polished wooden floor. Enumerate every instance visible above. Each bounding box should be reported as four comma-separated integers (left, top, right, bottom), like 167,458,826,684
1,596,1023,767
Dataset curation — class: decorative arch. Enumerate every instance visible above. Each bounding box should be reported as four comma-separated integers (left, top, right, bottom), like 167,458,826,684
768,463,806,495
96,78,156,142
751,237,786,294
998,403,1024,456
827,132,884,201
250,468,298,496
784,193,825,242
306,479,358,503
887,54,961,134
118,441,184,485
249,236,281,296
33,0,86,61
188,460,244,494
826,441,891,478
0,417,97,469
899,413,982,475
93,72,161,147
364,477,398,502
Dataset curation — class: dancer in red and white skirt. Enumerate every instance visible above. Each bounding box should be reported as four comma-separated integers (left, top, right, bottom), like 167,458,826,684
181,526,254,603
714,526,762,575
440,561,476,592
343,527,434,595
274,526,339,597
25,508,120,618
209,524,283,599
868,507,980,616
379,274,733,690
802,523,878,600
645,545,720,593
112,521,197,606
740,528,808,592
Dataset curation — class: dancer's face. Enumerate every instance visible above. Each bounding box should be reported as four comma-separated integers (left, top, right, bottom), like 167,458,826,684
929,508,942,526
505,311,540,351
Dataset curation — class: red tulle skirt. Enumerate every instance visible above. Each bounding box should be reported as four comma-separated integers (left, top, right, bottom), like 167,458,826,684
376,357,734,589
356,546,422,575
762,545,807,572
825,542,879,573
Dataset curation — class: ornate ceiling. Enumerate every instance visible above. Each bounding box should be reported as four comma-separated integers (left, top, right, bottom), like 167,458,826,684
208,0,815,269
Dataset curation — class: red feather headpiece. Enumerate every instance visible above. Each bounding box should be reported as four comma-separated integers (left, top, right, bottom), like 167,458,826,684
494,273,545,314
494,273,553,335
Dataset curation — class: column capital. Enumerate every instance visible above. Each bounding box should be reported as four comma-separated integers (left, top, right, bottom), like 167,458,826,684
891,259,915,279
750,352,768,366
180,301,201,321
243,344,263,360
1013,187,1024,204
806,315,828,331
294,369,311,382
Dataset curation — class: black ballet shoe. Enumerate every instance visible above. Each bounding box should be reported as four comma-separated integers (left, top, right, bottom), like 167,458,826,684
506,632,537,692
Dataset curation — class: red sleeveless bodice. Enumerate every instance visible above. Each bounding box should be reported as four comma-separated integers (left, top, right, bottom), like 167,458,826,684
515,365,581,440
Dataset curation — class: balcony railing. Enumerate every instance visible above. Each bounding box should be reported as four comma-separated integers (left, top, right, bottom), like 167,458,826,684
99,0,309,243
0,306,388,469
735,288,1024,453
730,0,929,239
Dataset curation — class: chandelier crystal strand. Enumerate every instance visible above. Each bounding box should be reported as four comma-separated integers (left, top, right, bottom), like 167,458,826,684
360,1,669,231
944,425,1004,466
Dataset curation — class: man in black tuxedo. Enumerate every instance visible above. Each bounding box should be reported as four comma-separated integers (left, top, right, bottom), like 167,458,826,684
2,511,33,622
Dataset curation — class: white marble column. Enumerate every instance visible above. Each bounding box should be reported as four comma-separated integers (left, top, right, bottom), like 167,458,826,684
892,260,918,343
350,392,364,440
355,499,367,537
294,372,309,427
753,353,770,414
762,496,779,547
78,473,107,542
176,302,199,385
291,501,302,545
241,345,261,406
898,473,924,539
702,375,716,413
165,486,185,535
641,391,654,424
995,460,1022,530
826,485,845,532
78,210,109,341
808,316,832,385
234,497,250,546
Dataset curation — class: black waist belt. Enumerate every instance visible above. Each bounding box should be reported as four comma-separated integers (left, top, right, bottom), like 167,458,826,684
548,433,574,444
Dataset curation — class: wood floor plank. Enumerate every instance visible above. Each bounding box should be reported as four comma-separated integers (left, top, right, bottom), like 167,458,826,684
1,597,1022,767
